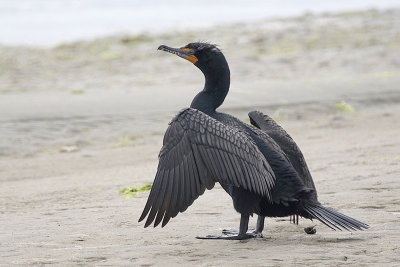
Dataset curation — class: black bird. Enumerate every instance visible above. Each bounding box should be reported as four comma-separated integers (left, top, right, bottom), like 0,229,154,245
138,42,368,239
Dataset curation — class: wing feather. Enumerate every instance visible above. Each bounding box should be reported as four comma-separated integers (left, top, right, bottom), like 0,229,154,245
139,108,275,227
153,167,173,227
238,160,251,191
162,166,179,226
182,155,191,211
248,110,317,196
222,149,241,187
138,169,163,222
186,152,197,205
220,150,236,184
144,169,169,227
171,161,184,216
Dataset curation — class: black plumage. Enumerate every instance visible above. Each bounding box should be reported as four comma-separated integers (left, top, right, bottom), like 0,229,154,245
139,42,368,239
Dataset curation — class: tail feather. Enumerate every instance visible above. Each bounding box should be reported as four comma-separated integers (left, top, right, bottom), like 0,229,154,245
304,204,369,231
311,206,355,231
304,206,340,231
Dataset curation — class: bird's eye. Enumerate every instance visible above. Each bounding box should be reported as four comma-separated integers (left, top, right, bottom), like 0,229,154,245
188,50,195,55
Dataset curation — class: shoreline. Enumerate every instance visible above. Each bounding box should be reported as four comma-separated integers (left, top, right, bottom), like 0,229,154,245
1,4,400,47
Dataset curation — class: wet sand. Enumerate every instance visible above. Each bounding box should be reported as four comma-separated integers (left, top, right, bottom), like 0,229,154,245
1,9,400,266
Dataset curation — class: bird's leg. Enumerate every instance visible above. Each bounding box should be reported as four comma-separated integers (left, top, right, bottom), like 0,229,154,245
222,215,264,237
196,214,260,240
290,215,299,225
222,215,264,236
252,215,264,237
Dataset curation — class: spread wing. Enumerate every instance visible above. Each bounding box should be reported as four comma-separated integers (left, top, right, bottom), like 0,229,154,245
248,111,317,197
139,108,275,227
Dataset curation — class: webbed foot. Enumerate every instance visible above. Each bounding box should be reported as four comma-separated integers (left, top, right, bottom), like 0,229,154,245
251,231,263,238
196,214,263,240
221,229,263,238
196,232,261,240
222,229,238,235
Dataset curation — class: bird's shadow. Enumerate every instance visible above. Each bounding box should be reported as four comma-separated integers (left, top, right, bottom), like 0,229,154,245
314,237,365,243
244,233,367,245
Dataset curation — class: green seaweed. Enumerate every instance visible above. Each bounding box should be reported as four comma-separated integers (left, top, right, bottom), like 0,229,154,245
99,50,121,60
373,71,394,77
113,134,139,148
71,89,85,94
335,100,356,113
119,184,152,199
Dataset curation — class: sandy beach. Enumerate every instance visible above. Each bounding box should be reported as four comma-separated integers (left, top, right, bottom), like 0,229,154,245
1,9,400,266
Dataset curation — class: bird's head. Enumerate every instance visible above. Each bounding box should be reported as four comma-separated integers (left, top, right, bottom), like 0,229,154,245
158,42,227,75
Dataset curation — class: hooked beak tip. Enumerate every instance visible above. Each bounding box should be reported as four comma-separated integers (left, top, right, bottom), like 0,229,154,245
158,45,167,51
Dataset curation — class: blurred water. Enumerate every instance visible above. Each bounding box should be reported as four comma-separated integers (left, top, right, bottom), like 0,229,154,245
1,0,399,46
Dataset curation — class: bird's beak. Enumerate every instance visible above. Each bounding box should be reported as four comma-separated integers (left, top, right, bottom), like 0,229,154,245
158,45,198,64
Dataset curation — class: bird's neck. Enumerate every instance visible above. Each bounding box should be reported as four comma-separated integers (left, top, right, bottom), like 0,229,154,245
190,61,230,115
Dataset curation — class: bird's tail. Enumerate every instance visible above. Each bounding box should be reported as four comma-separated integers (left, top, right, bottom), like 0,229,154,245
303,204,369,231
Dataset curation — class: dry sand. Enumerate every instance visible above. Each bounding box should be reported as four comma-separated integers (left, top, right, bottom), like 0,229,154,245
1,9,400,266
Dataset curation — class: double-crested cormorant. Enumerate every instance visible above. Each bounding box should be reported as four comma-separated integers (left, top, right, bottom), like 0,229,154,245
139,42,368,239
